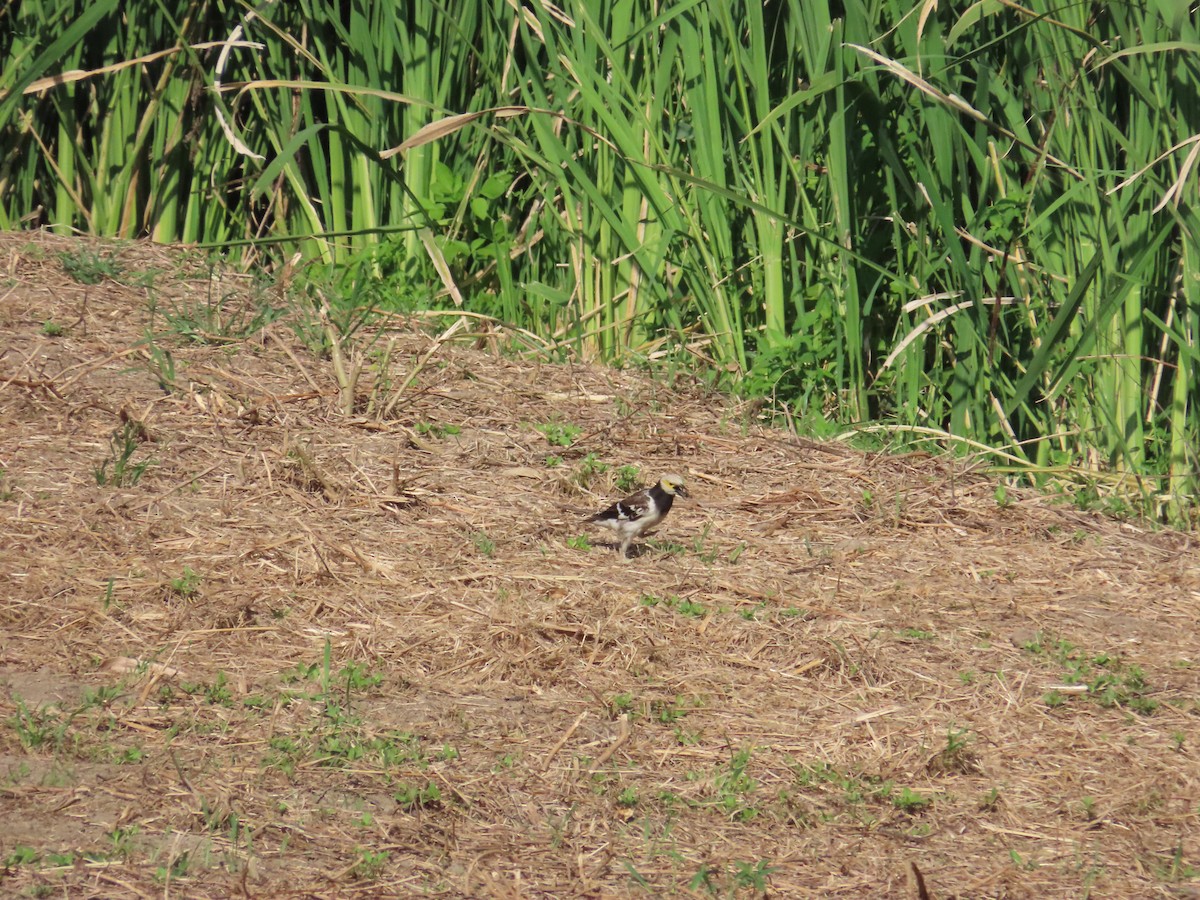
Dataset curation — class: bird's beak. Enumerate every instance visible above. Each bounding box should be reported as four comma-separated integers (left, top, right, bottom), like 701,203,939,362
676,484,690,499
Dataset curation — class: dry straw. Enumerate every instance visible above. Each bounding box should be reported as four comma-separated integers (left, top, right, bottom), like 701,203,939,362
0,231,1197,897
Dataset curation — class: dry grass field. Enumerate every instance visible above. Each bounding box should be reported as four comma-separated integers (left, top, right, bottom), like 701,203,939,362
1,231,1199,898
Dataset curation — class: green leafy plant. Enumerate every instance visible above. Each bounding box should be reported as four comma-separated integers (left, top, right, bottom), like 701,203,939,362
394,781,441,810
10,698,74,753
105,825,139,859
472,531,495,557
537,422,581,447
59,248,122,284
1024,632,1158,714
157,267,282,343
142,335,177,393
711,748,759,821
168,566,201,598
415,421,462,439
609,692,635,716
732,859,775,893
94,419,154,487
153,851,191,883
351,848,389,880
615,465,640,492
643,594,708,618
576,452,608,480
890,787,932,812
645,538,687,557
4,846,38,866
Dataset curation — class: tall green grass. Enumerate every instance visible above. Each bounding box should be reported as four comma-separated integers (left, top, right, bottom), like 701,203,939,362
1,0,1196,522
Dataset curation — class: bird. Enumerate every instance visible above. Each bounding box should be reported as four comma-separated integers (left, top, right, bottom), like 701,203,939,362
586,473,689,558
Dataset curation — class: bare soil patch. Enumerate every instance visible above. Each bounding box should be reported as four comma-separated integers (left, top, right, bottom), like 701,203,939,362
1,231,1198,898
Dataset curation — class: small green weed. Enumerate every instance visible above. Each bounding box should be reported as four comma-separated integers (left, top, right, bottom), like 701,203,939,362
168,566,201,598
711,748,759,821
204,672,233,706
645,537,687,556
339,661,384,693
732,859,775,892
890,786,932,812
80,684,121,710
674,726,701,745
159,286,281,344
1024,632,1158,714
179,672,232,706
641,594,707,618
263,736,303,776
153,851,191,883
100,578,116,610
691,523,718,562
792,760,933,826
95,419,155,487
317,729,426,770
933,727,977,774
1008,849,1038,871
394,781,442,810
139,331,178,392
536,422,581,447
415,421,462,439
10,698,73,752
615,465,640,492
352,848,390,880
112,746,145,764
494,752,519,770
651,695,694,724
472,531,495,557
1152,841,1200,881
106,825,140,859
60,248,123,284
40,320,65,337
577,452,608,482
567,534,592,551
617,786,640,807
4,846,38,866
609,693,635,716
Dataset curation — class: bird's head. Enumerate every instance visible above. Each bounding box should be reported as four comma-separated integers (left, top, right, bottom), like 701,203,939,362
659,473,689,498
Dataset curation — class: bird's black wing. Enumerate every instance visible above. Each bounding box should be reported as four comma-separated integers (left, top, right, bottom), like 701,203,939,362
588,490,653,523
